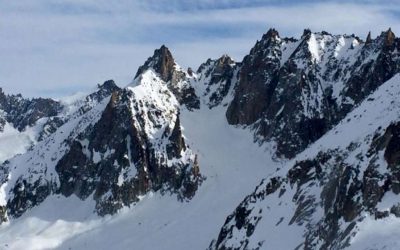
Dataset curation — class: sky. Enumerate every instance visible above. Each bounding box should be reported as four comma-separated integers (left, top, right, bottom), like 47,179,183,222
0,0,399,97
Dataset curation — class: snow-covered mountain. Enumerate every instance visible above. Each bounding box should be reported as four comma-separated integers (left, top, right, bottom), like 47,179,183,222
0,28,399,250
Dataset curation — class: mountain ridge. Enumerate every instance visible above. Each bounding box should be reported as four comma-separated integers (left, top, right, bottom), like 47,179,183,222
0,27,399,250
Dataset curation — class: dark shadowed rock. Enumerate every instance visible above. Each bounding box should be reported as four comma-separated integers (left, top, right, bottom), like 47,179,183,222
226,28,282,125
365,31,372,45
135,45,175,82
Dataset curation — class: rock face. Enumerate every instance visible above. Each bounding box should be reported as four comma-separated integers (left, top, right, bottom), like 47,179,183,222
135,45,200,110
226,28,400,158
226,28,283,125
0,69,202,220
210,74,400,250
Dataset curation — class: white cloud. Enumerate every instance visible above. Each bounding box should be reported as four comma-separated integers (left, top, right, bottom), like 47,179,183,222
0,1,399,97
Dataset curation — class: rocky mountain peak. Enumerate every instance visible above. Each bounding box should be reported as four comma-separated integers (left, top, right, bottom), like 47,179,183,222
98,79,118,91
218,54,234,63
245,28,282,59
134,45,176,82
367,28,397,49
0,90,62,131
365,31,373,45
261,27,280,41
134,45,199,110
197,54,235,76
383,27,396,47
302,28,312,38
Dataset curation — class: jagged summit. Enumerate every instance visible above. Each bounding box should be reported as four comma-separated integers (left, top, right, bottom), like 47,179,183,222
196,54,235,74
365,28,396,47
382,27,396,47
134,45,176,82
366,31,373,44
134,45,200,110
98,79,118,91
261,27,280,40
217,54,234,63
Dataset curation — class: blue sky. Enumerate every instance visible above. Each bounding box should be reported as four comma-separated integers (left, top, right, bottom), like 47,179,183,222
0,0,399,97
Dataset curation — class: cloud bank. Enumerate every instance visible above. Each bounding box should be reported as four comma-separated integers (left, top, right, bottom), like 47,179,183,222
0,0,399,97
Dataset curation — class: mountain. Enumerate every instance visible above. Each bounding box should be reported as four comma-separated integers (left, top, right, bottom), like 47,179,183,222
0,28,399,250
0,62,202,221
210,74,400,250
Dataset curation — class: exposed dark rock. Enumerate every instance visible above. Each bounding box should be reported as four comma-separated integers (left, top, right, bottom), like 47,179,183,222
7,177,54,218
383,122,400,168
0,115,5,132
0,206,6,223
384,28,396,47
365,31,372,45
135,45,175,82
166,114,186,159
226,28,282,125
